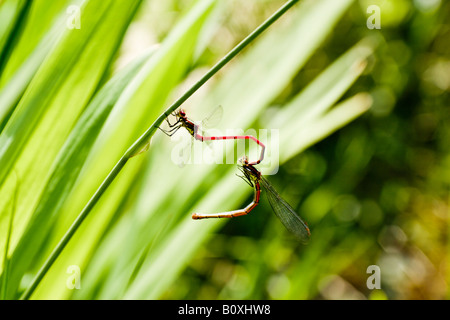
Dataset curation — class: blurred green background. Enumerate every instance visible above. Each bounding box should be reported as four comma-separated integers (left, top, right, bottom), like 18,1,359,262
0,0,448,300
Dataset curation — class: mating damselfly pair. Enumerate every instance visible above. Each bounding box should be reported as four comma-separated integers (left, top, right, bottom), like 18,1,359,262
160,107,310,243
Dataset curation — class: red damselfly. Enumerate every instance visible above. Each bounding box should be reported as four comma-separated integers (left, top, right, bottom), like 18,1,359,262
159,107,265,166
192,156,311,243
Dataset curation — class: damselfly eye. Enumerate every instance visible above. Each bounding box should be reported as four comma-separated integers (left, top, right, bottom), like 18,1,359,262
179,109,186,117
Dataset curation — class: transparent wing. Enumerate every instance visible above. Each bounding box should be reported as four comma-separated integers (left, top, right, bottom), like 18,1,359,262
260,176,310,243
201,105,223,129
181,135,195,167
197,105,223,159
172,134,193,168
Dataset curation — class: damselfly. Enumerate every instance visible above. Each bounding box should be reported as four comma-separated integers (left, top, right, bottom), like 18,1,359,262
192,156,311,243
159,107,265,165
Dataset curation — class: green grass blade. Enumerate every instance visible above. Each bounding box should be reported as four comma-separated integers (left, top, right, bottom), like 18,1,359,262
273,39,377,162
0,0,110,188
282,93,373,163
0,171,18,300
5,48,153,300
0,0,32,76
0,0,71,86
0,0,70,127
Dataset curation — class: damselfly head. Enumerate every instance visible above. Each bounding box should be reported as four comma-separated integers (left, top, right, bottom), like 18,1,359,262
178,109,187,118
